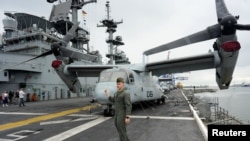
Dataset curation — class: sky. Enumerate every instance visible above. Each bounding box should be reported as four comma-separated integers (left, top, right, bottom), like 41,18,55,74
0,0,250,88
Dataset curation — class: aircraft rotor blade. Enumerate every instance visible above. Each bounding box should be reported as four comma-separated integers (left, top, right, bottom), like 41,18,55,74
235,24,250,30
19,50,53,64
15,21,80,62
8,22,81,67
215,0,250,34
144,0,250,56
144,24,221,55
59,47,98,61
0,50,53,71
1,22,83,71
62,22,80,44
215,0,231,21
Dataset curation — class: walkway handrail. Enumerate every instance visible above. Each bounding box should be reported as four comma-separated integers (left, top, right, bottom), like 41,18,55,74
181,90,208,141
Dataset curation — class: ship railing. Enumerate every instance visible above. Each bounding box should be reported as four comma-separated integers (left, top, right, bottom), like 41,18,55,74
181,90,208,141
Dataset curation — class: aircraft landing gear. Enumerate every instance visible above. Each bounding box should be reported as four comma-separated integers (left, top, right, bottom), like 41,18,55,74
157,97,166,105
104,104,115,117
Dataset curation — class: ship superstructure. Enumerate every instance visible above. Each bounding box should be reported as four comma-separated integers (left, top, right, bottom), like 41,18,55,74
0,0,102,99
0,0,130,100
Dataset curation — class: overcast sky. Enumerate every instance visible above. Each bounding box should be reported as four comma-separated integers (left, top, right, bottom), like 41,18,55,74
1,0,250,88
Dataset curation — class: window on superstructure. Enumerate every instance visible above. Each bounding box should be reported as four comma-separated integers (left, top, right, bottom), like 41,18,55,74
4,71,8,77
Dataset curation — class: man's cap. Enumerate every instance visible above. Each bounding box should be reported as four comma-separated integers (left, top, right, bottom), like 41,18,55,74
116,77,125,83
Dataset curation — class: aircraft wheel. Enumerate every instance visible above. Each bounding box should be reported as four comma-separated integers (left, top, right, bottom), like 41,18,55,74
109,109,115,116
157,99,161,105
104,109,109,117
161,97,166,104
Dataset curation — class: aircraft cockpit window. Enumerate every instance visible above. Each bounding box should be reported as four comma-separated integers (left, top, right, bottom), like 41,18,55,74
99,71,112,82
129,73,134,84
99,71,127,82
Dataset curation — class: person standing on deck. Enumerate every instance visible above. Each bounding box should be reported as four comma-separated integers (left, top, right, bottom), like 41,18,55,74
105,77,132,141
2,91,8,107
19,88,26,107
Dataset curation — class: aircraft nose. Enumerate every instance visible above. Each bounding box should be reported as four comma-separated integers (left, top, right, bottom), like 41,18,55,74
94,82,116,104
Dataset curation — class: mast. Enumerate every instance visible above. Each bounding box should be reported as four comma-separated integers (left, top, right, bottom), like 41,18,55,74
71,0,96,50
97,1,123,65
48,0,96,52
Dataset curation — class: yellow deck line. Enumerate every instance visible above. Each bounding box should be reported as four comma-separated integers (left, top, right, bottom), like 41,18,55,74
0,105,98,131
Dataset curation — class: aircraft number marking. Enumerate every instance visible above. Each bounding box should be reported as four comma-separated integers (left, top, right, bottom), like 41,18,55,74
0,130,41,141
147,91,153,97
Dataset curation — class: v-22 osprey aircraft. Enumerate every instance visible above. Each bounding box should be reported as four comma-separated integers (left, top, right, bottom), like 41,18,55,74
18,0,250,116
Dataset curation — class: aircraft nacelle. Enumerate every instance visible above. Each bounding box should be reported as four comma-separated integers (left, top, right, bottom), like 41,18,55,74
215,35,241,89
51,60,81,93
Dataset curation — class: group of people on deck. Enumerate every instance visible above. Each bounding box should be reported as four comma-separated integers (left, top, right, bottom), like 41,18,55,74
1,88,26,107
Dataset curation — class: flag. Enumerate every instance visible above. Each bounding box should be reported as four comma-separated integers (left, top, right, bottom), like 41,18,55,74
82,10,87,16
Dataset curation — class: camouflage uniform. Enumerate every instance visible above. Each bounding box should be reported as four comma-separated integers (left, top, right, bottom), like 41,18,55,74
109,88,132,141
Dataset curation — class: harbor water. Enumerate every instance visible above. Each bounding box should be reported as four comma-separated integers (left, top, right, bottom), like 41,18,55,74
195,87,250,124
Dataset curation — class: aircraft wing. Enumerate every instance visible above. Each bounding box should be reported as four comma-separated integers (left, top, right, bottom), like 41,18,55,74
60,47,98,61
146,51,220,76
64,65,115,77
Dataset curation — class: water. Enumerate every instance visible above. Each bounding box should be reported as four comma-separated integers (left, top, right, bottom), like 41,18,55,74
195,87,250,124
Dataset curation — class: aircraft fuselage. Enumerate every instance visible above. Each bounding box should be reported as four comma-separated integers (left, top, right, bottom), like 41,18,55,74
94,68,164,106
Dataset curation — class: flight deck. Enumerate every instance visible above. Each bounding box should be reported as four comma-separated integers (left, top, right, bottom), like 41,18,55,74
0,89,205,141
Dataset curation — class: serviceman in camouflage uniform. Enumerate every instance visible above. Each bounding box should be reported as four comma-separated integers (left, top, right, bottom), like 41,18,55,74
105,77,132,141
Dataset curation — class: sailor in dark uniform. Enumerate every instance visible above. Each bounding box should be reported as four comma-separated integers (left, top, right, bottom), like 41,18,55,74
105,77,132,141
